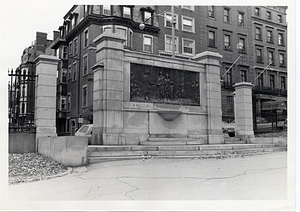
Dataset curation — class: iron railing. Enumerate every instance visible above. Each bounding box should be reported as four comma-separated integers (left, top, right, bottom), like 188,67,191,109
8,68,36,133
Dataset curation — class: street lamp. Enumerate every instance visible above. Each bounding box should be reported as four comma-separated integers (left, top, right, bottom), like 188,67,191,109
139,6,176,58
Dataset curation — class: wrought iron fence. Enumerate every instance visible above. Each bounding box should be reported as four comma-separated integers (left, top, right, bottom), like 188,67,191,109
8,68,36,133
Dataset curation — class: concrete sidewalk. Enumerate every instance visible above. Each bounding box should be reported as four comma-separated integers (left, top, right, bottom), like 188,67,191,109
7,151,288,202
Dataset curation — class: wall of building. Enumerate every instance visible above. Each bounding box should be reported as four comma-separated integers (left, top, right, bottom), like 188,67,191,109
51,5,287,134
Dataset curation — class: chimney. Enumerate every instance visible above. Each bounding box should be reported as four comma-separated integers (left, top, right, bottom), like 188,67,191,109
35,32,47,53
53,31,60,40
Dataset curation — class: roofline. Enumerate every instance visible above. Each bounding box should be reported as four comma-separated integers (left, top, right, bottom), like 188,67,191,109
63,5,78,19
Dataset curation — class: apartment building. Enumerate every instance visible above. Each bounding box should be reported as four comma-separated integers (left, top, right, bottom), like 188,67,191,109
9,32,55,129
51,5,287,135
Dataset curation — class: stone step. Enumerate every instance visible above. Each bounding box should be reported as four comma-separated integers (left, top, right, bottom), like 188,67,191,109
88,147,286,164
88,150,145,157
224,138,247,144
88,144,277,152
140,140,203,146
88,156,145,164
148,137,198,141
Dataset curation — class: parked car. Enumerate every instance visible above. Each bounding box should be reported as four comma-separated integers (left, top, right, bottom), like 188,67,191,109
277,119,287,130
222,120,235,137
75,124,93,144
256,117,273,129
283,118,287,129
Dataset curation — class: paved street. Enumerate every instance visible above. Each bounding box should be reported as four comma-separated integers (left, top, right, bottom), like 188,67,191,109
7,151,287,201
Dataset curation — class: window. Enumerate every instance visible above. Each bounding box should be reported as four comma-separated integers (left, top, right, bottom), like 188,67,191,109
67,93,71,112
143,35,153,52
116,26,130,47
116,27,126,37
182,16,194,32
73,62,77,81
240,70,247,82
269,74,275,88
72,15,77,28
208,31,216,47
103,5,111,15
208,6,215,18
224,34,231,50
62,69,67,83
68,65,72,80
83,55,88,76
103,25,112,33
69,42,72,55
61,96,66,110
255,7,260,16
224,67,232,86
61,46,68,59
122,6,132,19
165,35,178,52
256,48,263,63
84,5,90,16
255,27,262,40
278,33,284,46
267,30,273,43
266,11,271,20
165,13,178,29
82,85,88,108
144,11,152,25
238,38,245,53
268,51,274,65
279,53,285,66
224,8,230,22
238,12,244,26
182,6,194,10
278,15,282,23
281,76,286,89
182,38,194,55
84,29,88,47
73,38,78,55
257,72,263,87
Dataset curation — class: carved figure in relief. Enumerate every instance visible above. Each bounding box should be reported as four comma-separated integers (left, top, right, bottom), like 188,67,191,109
170,81,176,100
130,73,140,99
164,73,171,102
192,79,199,103
156,71,165,101
143,70,153,100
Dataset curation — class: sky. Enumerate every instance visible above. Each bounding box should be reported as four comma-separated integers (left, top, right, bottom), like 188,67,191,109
1,0,73,72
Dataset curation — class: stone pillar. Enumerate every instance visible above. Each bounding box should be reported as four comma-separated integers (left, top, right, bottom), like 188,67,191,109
234,82,254,140
34,55,59,149
193,51,224,144
91,32,126,145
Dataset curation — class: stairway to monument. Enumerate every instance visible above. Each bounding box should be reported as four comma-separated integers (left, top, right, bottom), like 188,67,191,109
87,136,286,164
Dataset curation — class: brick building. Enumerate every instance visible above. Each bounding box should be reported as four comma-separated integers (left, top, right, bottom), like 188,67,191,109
9,32,55,128
51,5,287,135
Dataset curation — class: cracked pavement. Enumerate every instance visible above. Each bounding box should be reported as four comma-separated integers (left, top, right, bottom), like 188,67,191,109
8,151,287,201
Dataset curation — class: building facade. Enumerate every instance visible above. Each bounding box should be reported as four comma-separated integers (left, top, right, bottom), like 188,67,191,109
51,5,287,135
9,32,55,129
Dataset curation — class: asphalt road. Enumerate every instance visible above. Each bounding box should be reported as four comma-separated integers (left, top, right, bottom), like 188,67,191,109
7,151,288,203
